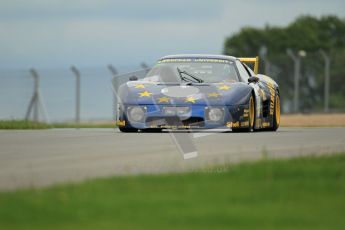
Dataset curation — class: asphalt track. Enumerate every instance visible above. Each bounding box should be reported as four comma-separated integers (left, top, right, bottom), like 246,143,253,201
1,127,345,191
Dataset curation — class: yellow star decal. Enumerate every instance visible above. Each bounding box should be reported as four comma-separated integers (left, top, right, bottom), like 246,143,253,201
139,91,152,97
218,85,230,90
134,84,145,89
208,92,220,98
157,97,170,103
185,96,197,103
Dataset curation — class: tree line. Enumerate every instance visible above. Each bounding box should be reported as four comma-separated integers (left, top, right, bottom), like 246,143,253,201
224,15,345,112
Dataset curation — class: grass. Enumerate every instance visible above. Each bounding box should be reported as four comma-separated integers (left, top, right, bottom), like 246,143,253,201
0,120,52,129
0,120,114,129
1,154,345,229
52,123,115,129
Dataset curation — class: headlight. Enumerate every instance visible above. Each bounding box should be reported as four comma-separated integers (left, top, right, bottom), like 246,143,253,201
127,106,146,122
206,107,224,122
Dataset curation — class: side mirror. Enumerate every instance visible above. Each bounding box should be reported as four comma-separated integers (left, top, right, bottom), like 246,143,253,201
129,75,138,81
248,76,259,83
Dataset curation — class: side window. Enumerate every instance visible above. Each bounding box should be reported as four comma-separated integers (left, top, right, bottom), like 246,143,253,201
235,61,250,82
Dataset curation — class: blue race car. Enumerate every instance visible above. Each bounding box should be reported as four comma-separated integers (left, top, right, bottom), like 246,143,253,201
116,54,280,132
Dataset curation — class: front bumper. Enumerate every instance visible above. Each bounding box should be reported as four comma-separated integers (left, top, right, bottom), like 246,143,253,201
117,104,250,129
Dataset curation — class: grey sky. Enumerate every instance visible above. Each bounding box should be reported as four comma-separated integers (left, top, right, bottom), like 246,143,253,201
1,0,344,70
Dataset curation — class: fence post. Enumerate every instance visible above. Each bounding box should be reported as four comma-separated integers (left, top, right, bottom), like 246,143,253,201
70,66,81,124
259,45,270,75
287,49,306,113
108,65,118,121
25,68,49,122
25,69,40,121
320,50,331,112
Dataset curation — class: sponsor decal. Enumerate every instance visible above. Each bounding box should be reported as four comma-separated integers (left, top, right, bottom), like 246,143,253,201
240,121,249,127
262,122,270,127
158,58,192,63
207,92,220,98
194,59,231,63
259,88,267,101
256,118,262,127
243,108,249,118
158,58,232,64
267,82,275,115
134,84,145,89
150,125,193,129
226,121,240,128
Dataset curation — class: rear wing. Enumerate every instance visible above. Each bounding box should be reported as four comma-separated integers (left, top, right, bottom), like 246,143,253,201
239,57,259,74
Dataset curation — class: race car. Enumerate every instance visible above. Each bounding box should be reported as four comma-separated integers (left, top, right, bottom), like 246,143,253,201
116,54,280,132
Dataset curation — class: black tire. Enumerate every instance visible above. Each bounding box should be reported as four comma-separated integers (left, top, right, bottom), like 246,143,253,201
267,93,280,131
141,128,162,133
232,95,255,132
119,127,138,133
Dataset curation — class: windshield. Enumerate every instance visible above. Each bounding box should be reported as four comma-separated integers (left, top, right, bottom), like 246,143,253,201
143,58,239,83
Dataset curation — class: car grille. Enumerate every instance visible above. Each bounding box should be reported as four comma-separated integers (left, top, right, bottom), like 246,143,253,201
145,117,204,128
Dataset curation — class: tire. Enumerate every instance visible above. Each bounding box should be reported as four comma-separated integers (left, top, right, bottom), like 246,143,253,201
267,93,280,131
141,128,162,133
232,95,255,132
119,127,138,133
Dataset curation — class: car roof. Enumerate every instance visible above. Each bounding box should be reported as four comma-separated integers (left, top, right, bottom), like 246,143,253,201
159,54,237,61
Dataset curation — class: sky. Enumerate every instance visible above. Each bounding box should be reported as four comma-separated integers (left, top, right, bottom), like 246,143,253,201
1,0,344,70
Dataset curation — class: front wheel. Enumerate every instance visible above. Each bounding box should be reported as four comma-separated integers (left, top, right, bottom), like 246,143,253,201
232,95,255,132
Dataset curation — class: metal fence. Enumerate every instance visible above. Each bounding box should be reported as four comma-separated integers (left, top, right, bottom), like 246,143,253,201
0,65,149,123
1,56,344,123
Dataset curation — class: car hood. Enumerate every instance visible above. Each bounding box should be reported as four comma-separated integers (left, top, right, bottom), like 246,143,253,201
118,81,253,106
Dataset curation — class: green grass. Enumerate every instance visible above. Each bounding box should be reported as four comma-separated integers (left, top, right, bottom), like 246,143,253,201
1,154,345,229
52,123,115,129
0,120,52,129
0,120,115,129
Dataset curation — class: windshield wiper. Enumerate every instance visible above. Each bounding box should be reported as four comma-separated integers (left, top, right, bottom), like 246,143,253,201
177,67,204,83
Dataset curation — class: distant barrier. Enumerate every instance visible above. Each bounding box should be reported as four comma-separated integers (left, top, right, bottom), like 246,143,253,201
0,65,150,123
0,59,344,123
